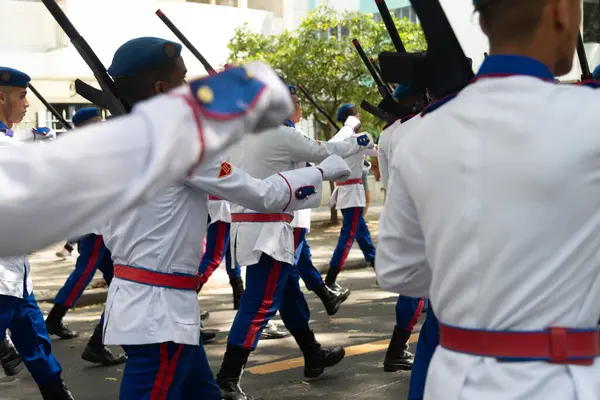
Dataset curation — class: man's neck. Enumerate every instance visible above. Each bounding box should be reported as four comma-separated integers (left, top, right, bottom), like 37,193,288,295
488,39,556,75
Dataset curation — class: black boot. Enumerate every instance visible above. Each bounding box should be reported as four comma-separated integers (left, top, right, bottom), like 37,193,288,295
81,323,126,366
0,335,23,376
383,327,414,372
313,283,350,316
201,310,210,320
38,378,74,400
324,268,350,299
45,304,79,339
200,320,216,343
217,344,262,400
291,328,345,378
230,277,244,310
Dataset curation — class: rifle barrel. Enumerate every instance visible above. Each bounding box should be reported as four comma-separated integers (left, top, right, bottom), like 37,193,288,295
156,9,216,75
296,84,341,131
374,0,406,52
41,0,129,114
28,83,72,130
577,33,592,80
353,39,393,99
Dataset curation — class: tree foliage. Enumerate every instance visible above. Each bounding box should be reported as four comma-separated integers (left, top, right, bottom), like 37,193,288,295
227,5,427,137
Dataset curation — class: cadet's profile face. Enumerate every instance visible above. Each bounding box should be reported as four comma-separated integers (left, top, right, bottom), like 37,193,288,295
554,0,582,75
0,86,29,125
291,95,302,124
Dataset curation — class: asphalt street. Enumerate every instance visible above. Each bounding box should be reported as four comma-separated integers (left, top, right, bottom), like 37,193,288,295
0,268,422,400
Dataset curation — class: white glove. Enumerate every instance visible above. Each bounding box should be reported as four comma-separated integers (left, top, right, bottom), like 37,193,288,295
317,154,351,182
344,115,361,131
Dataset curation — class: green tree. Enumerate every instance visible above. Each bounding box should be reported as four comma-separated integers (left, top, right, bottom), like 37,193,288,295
228,5,426,223
227,4,427,137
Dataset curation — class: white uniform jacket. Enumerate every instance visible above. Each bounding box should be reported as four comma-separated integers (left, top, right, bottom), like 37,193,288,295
377,120,401,190
102,156,325,346
290,128,314,232
229,121,369,266
376,55,600,400
329,117,378,210
0,257,32,299
0,62,293,257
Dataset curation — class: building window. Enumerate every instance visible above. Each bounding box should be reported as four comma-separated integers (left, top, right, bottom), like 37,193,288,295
374,6,417,23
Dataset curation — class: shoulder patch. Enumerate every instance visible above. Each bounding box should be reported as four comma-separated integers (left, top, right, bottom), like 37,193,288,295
295,186,316,200
32,127,51,136
218,161,232,178
356,134,370,147
188,66,266,120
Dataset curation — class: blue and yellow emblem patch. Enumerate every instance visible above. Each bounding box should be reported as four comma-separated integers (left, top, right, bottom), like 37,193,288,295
295,186,316,200
356,134,370,147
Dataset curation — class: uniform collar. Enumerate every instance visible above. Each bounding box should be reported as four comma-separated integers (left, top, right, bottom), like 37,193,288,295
476,55,555,81
282,120,295,128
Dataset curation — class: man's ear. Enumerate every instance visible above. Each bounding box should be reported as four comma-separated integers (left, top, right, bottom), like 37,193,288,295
0,88,8,105
153,81,166,94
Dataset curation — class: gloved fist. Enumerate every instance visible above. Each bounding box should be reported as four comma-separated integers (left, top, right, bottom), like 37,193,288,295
317,154,351,182
344,115,361,131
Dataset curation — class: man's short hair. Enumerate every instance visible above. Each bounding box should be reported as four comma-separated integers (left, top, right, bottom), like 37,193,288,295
478,0,548,45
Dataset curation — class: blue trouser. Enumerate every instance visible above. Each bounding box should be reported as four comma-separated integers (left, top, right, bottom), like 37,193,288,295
54,234,114,308
408,306,439,400
120,338,220,399
330,207,376,270
396,296,427,332
293,228,324,291
228,254,310,350
0,293,62,386
198,219,242,285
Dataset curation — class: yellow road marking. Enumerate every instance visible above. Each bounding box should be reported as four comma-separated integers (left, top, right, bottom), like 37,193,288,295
246,332,419,375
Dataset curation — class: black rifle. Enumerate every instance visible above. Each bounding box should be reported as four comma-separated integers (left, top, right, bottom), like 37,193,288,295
296,83,341,131
27,83,72,130
370,57,394,93
374,0,406,53
577,33,592,81
378,0,473,99
41,0,129,115
156,9,216,75
353,39,394,100
360,100,396,123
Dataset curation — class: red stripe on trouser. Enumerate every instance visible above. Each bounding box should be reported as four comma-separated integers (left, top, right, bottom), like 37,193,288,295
338,208,360,270
64,236,103,307
405,298,426,332
150,343,169,400
199,222,227,285
293,228,302,251
242,261,282,349
158,344,184,400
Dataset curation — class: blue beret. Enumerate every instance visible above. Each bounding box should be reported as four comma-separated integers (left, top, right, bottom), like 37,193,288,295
593,65,600,80
289,85,297,96
0,67,31,88
108,37,182,78
72,107,101,127
393,84,412,100
336,103,355,122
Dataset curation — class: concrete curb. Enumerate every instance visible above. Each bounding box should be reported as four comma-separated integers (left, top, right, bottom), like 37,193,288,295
36,259,371,307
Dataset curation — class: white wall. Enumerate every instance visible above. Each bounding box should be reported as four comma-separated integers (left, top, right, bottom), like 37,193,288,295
313,0,360,12
0,0,60,52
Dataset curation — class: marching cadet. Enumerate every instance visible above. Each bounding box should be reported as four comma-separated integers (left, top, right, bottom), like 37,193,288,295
98,37,351,399
44,107,127,367
325,104,378,293
285,91,351,316
0,60,296,257
0,67,73,398
218,83,374,400
376,0,600,398
375,86,428,372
